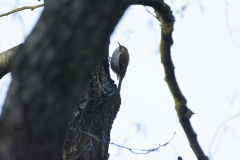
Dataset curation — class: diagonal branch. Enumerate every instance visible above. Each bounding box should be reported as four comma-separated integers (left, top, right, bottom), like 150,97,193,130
0,44,22,79
0,4,44,18
134,0,209,160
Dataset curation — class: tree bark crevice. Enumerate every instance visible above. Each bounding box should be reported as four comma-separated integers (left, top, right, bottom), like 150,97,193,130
62,57,121,160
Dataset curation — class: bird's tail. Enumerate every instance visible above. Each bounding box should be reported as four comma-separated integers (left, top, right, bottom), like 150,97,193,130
118,78,123,92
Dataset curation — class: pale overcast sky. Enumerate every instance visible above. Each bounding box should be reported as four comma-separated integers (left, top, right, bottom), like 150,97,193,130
0,0,240,160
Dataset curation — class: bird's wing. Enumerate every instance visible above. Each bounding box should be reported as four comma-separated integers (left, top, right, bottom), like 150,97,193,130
119,52,129,79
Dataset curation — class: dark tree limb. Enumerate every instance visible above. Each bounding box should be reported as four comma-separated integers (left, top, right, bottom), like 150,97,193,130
134,0,209,160
0,0,129,159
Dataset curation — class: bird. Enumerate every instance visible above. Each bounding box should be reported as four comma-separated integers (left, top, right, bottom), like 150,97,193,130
111,41,130,92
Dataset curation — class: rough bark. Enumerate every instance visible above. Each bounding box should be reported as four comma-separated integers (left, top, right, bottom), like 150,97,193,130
0,0,128,159
61,55,120,160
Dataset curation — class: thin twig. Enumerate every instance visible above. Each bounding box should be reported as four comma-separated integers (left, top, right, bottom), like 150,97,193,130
72,129,176,154
144,6,157,19
110,132,175,154
223,0,240,48
0,4,44,18
208,112,240,159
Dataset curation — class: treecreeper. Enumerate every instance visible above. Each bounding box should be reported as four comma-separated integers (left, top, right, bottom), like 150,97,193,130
110,41,130,92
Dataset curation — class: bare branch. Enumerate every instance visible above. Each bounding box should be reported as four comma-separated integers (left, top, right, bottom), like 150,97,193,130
223,0,240,48
134,0,209,159
74,129,176,155
156,3,208,160
144,6,157,19
0,44,22,79
208,112,240,159
0,4,44,18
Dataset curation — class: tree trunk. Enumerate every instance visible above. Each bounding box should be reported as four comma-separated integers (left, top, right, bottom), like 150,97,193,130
0,0,128,159
0,0,209,160
62,52,121,160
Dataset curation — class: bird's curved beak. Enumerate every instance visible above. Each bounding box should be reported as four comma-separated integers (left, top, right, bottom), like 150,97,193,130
117,41,121,46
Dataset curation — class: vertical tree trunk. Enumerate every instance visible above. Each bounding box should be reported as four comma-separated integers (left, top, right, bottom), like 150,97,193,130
62,50,121,160
0,0,128,159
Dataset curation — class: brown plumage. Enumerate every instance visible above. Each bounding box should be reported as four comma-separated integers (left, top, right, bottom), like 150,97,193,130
111,42,129,92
